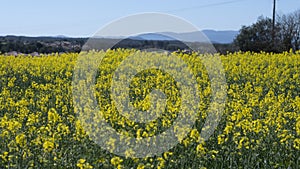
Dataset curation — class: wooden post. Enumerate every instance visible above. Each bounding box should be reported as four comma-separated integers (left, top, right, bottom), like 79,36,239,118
272,0,276,45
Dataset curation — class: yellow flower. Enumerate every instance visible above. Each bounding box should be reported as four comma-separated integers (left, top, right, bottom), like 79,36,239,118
0,152,9,161
77,159,93,169
78,158,86,164
296,118,300,135
43,140,54,152
16,133,26,147
224,125,233,135
136,129,143,138
48,108,61,124
125,149,135,158
190,129,199,140
218,134,225,145
137,163,145,169
163,151,173,160
196,144,206,156
1,48,300,168
157,157,165,169
111,157,123,166
57,123,70,135
293,138,300,150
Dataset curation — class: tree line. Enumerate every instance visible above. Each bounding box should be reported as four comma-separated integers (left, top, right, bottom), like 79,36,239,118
1,9,299,55
0,36,237,55
234,9,300,53
0,36,86,54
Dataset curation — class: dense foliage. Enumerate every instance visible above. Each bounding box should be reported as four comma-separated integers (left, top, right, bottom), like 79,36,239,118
0,36,86,54
0,50,299,168
0,36,238,55
235,10,300,53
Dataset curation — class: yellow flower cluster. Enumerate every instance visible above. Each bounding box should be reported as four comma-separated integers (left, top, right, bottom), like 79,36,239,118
0,50,299,168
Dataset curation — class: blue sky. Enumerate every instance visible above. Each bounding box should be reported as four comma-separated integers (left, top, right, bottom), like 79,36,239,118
0,0,299,37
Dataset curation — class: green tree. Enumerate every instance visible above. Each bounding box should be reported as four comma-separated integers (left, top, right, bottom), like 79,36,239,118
234,16,280,52
278,9,300,51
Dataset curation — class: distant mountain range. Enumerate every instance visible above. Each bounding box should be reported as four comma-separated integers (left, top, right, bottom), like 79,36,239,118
127,30,238,44
89,29,239,44
2,29,238,44
202,30,239,44
0,30,240,54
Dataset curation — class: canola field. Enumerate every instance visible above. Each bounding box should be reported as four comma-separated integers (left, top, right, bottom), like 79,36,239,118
0,49,299,168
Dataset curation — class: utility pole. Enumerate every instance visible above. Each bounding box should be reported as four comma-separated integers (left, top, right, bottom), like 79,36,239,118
272,0,276,31
272,0,276,44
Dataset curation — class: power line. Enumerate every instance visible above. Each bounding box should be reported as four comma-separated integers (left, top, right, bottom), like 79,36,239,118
165,0,249,13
